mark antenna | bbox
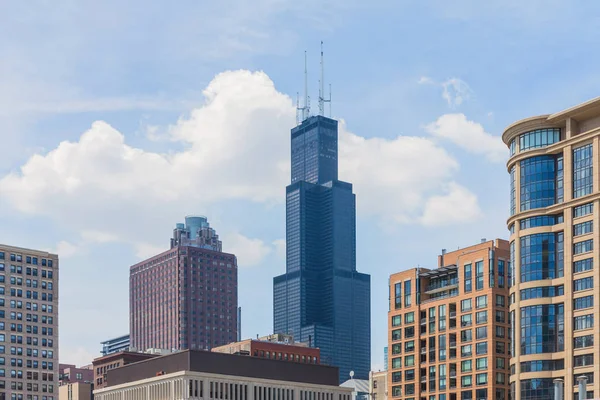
[318,41,331,116]
[296,51,310,124]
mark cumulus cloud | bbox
[51,241,78,259]
[0,70,481,254]
[420,183,482,226]
[441,78,472,107]
[425,113,506,162]
[418,76,434,85]
[223,233,273,267]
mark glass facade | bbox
[510,166,516,216]
[573,144,593,198]
[519,215,561,230]
[519,304,564,355]
[519,233,563,282]
[520,156,561,211]
[520,378,556,400]
[274,115,371,382]
[519,128,561,152]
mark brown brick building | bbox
[92,351,157,389]
[387,239,510,400]
[211,334,320,364]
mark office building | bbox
[100,334,130,356]
[370,371,388,400]
[211,334,320,363]
[58,382,93,400]
[130,216,238,352]
[387,239,511,400]
[59,364,93,384]
[92,351,157,389]
[273,114,371,382]
[93,349,352,400]
[502,97,600,400]
[0,244,59,399]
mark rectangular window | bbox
[476,373,487,385]
[495,295,505,307]
[464,264,472,293]
[475,261,484,290]
[392,357,402,369]
[496,326,505,338]
[496,342,506,354]
[498,260,505,288]
[404,355,414,367]
[574,277,594,291]
[404,341,415,352]
[461,329,472,342]
[461,299,472,312]
[461,360,472,372]
[404,280,412,307]
[392,315,401,327]
[404,326,414,338]
[574,221,593,236]
[573,144,593,198]
[574,239,593,255]
[574,203,594,218]
[574,295,593,310]
[574,314,594,330]
[574,258,593,274]
[461,314,472,327]
[461,344,472,357]
[392,329,401,341]
[405,369,415,381]
[495,310,505,323]
[476,295,487,309]
[394,283,402,309]
[392,344,401,355]
[476,311,487,324]
[404,312,415,324]
[574,334,594,349]
[476,327,487,340]
[476,342,487,355]
[574,354,594,367]
[461,375,472,388]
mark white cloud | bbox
[420,183,482,226]
[441,78,472,107]
[272,239,286,260]
[133,242,168,260]
[418,76,434,84]
[0,69,481,251]
[52,241,78,259]
[223,233,273,267]
[60,345,97,367]
[425,113,506,162]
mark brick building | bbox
[211,334,320,364]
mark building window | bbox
[498,260,505,288]
[519,233,563,282]
[520,304,564,354]
[520,360,564,372]
[495,295,505,307]
[574,295,593,310]
[461,299,472,312]
[574,335,594,349]
[404,312,415,324]
[520,378,554,400]
[573,314,594,331]
[574,354,594,367]
[574,277,593,292]
[574,221,593,237]
[574,239,593,255]
[476,373,487,385]
[392,329,401,341]
[476,357,487,370]
[510,166,516,216]
[392,315,401,327]
[520,215,560,229]
[574,258,593,273]
[476,295,487,309]
[520,155,560,211]
[573,144,593,198]
[574,203,593,218]
[476,342,487,355]
[520,285,564,300]
[475,311,487,324]
[394,283,402,309]
[404,281,412,307]
[461,329,472,342]
[475,261,484,290]
[476,327,487,340]
[464,264,472,293]
[461,375,472,388]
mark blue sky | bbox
[1,0,600,369]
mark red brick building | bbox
[212,334,320,364]
[92,351,158,389]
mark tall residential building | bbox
[0,245,59,399]
[384,347,388,371]
[502,97,600,400]
[273,115,371,382]
[100,334,130,356]
[130,216,238,352]
[387,239,511,400]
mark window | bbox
[439,305,446,331]
[495,311,505,323]
[574,277,593,292]
[392,315,401,327]
[498,260,505,288]
[520,285,564,300]
[520,360,564,372]
[574,258,593,273]
[574,239,593,255]
[404,341,414,352]
[462,360,472,372]
[462,375,472,388]
[520,155,561,211]
[495,326,505,338]
[476,373,487,385]
[462,391,473,400]
[394,283,402,309]
[574,314,593,331]
[574,203,593,218]
[520,304,564,355]
[496,342,506,354]
[461,345,472,357]
[520,232,563,282]
[405,370,415,381]
[521,379,554,400]
[574,221,593,236]
[495,295,505,307]
[404,312,414,324]
[392,329,401,341]
[461,299,472,312]
[520,215,560,229]
[476,342,487,355]
[476,327,487,340]
[519,128,560,152]
[404,327,415,338]
[496,358,506,370]
[391,372,402,383]
[510,166,516,216]
[404,281,412,307]
[476,295,487,309]
[404,355,414,367]
[476,311,487,324]
[392,344,401,355]
[573,144,593,198]
[574,372,594,385]
[392,357,401,369]
[391,386,401,398]
[461,329,472,342]
[475,261,484,290]
[461,314,472,327]
[476,357,487,370]
[574,354,594,367]
[574,295,593,310]
[574,335,594,349]
[464,264,472,293]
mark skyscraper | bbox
[273,115,371,382]
[130,216,237,352]
[503,98,600,400]
[0,244,59,399]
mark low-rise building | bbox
[59,364,94,385]
[212,334,320,364]
[59,382,93,400]
[92,351,157,389]
[93,349,352,400]
[369,371,387,400]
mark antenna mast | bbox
[318,41,331,116]
[296,51,310,124]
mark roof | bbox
[340,379,369,393]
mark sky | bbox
[1,0,600,371]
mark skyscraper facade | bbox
[130,216,237,352]
[387,240,511,400]
[0,244,59,400]
[503,97,600,400]
[273,115,371,382]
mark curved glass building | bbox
[502,97,600,400]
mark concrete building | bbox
[387,239,511,400]
[369,371,387,400]
[211,334,320,364]
[340,378,368,400]
[273,113,371,382]
[0,244,59,399]
[59,382,93,400]
[130,216,238,352]
[100,335,130,356]
[93,349,353,400]
[59,364,93,384]
[502,97,600,400]
[92,351,157,390]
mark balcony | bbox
[449,311,457,318]
[450,371,457,378]
[421,348,427,354]
[449,341,457,348]
[425,278,459,294]
[421,291,458,305]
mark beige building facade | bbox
[0,244,59,399]
[387,240,511,400]
[503,97,600,400]
[369,371,387,400]
[58,382,92,400]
